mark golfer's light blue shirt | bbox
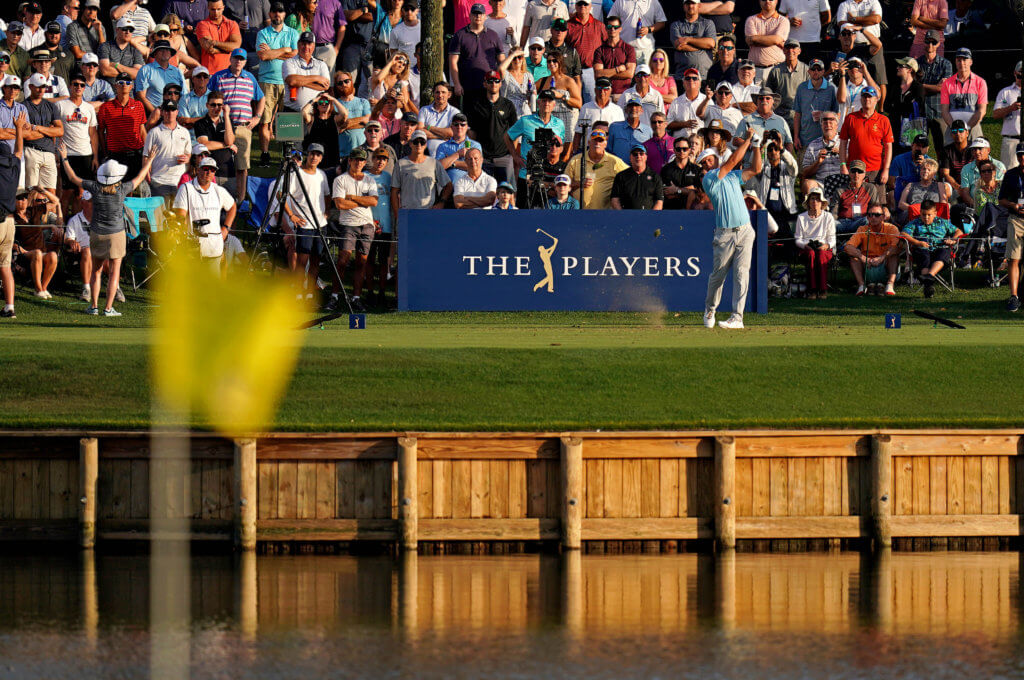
[702,168,749,230]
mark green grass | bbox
[2,271,1023,431]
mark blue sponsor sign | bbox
[885,313,901,329]
[398,210,769,313]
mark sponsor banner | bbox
[398,210,768,312]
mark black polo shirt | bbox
[941,142,972,185]
[997,166,1024,205]
[659,158,702,208]
[611,166,665,209]
[545,41,583,79]
[466,95,518,161]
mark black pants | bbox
[105,150,142,183]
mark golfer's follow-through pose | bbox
[698,128,762,330]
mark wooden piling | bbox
[871,434,893,549]
[234,438,257,551]
[397,436,418,551]
[560,436,583,550]
[714,436,736,550]
[79,437,98,549]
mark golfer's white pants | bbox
[1001,137,1020,170]
[705,224,754,318]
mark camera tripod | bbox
[249,144,354,319]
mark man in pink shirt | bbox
[940,46,986,144]
[745,0,789,81]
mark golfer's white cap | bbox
[695,149,717,163]
[528,36,545,48]
[191,65,210,77]
[81,51,99,65]
[2,74,21,88]
[26,72,48,88]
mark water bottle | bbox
[636,18,642,38]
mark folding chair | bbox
[903,202,955,292]
[123,196,179,290]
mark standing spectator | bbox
[908,0,946,59]
[209,47,264,198]
[4,23,31,80]
[520,0,569,47]
[329,69,370,158]
[641,109,671,170]
[164,0,210,34]
[173,156,237,271]
[730,60,760,113]
[833,55,878,124]
[485,0,513,55]
[940,47,986,144]
[698,0,735,36]
[839,86,891,186]
[566,0,605,104]
[504,88,563,191]
[498,48,534,116]
[593,16,635,96]
[999,143,1024,312]
[793,186,835,298]
[835,0,886,106]
[433,111,482,182]
[610,143,662,208]
[706,33,738,86]
[57,71,98,196]
[918,30,950,152]
[135,41,183,114]
[179,65,211,139]
[389,0,420,59]
[607,0,666,68]
[285,0,315,35]
[669,0,715,80]
[890,56,925,152]
[364,147,393,304]
[659,132,701,207]
[40,22,75,86]
[607,99,650,159]
[666,66,705,137]
[751,139,797,240]
[574,75,623,146]
[19,2,46,52]
[97,72,147,179]
[196,0,242,75]
[993,62,1022,170]
[24,49,69,101]
[536,52,580,154]
[98,18,145,88]
[356,119,396,172]
[764,39,806,127]
[339,0,373,79]
[452,146,497,207]
[312,0,346,72]
[329,148,377,312]
[391,129,452,218]
[939,118,970,188]
[79,53,114,106]
[466,69,518,182]
[144,99,191,197]
[282,31,329,111]
[255,1,298,165]
[55,1,79,51]
[449,4,505,106]
[194,91,236,188]
[546,18,582,84]
[901,198,961,298]
[111,0,156,43]
[648,49,675,110]
[744,0,789,81]
[22,73,62,189]
[566,126,627,208]
[418,81,461,147]
[455,0,492,34]
[698,80,741,132]
[698,128,761,330]
[224,0,272,53]
[844,204,900,296]
[792,58,836,149]
[66,0,105,60]
[778,0,829,59]
[0,109,24,312]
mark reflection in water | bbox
[0,550,1021,678]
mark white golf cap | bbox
[81,190,92,201]
[81,52,99,65]
[695,149,717,163]
[2,74,21,88]
[192,143,209,155]
[554,174,571,185]
[26,73,48,88]
[96,159,128,185]
[969,137,991,149]
[635,63,651,75]
[199,157,218,169]
[191,65,210,77]
[840,22,857,32]
[115,16,134,29]
[528,36,545,48]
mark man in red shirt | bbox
[839,85,892,186]
[196,0,242,75]
[97,71,147,180]
[593,16,636,97]
[566,0,606,104]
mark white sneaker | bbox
[80,285,91,301]
[103,307,121,317]
[718,315,744,330]
[703,311,716,328]
[34,290,50,299]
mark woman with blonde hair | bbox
[160,14,200,71]
[499,48,535,117]
[58,142,160,317]
[648,49,676,111]
[535,51,580,159]
[369,51,419,107]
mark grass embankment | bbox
[1,278,1023,430]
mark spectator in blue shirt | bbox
[607,99,652,160]
[179,66,211,142]
[255,2,297,165]
[365,147,393,307]
[134,40,183,113]
[434,111,483,182]
[504,89,566,187]
[548,173,579,209]
[901,198,963,298]
[889,133,930,205]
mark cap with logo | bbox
[783,38,799,48]
[497,181,516,192]
[307,142,325,154]
[848,159,867,172]
[401,112,419,124]
[630,143,647,153]
[537,89,556,100]
[192,65,210,77]
[554,174,571,185]
[738,60,755,70]
[25,2,42,13]
[484,70,501,81]
[682,67,699,78]
[199,157,218,169]
[192,143,209,155]
[26,73,48,88]
[809,58,824,69]
[160,100,178,111]
[924,29,941,42]
[270,0,286,10]
[528,36,545,48]
[590,128,607,139]
[1016,142,1024,156]
[969,137,990,149]
[635,63,651,76]
[115,72,133,83]
[299,31,315,43]
[115,16,134,29]
[895,56,918,72]
[410,129,428,141]
[913,133,929,146]
[716,81,732,92]
[364,119,382,129]
[82,52,99,65]
[470,2,486,12]
[1,75,21,88]
[595,77,612,88]
[45,21,62,33]
[860,86,878,97]
[231,47,247,59]
[551,18,567,30]
[6,21,23,33]
[348,147,367,160]
[839,22,856,33]
[951,119,968,132]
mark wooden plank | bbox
[581,517,711,540]
[621,460,641,518]
[315,461,335,519]
[929,457,947,515]
[430,460,450,519]
[469,459,487,518]
[641,459,659,518]
[355,460,377,519]
[964,456,982,514]
[752,458,770,517]
[805,458,824,517]
[66,459,79,520]
[787,458,805,518]
[913,456,929,516]
[508,460,526,519]
[258,462,277,520]
[888,514,1024,537]
[735,516,863,539]
[418,518,560,540]
[736,436,864,458]
[417,438,558,460]
[586,460,604,518]
[257,518,397,540]
[582,437,711,459]
[823,457,838,516]
[769,458,788,517]
[129,459,148,519]
[999,456,1011,515]
[189,459,203,519]
[255,438,396,460]
[48,460,67,520]
[296,462,317,520]
[416,460,431,519]
[277,461,297,519]
[890,434,1019,457]
[894,457,913,516]
[658,459,678,518]
[373,460,392,520]
[677,458,688,517]
[489,460,508,519]
[982,456,998,514]
[546,459,560,518]
[201,459,218,520]
[526,460,546,518]
[948,456,964,515]
[603,459,623,518]
[108,460,128,520]
[219,458,233,520]
[734,458,752,517]
[452,461,472,519]
[0,460,13,519]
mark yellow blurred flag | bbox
[151,243,311,437]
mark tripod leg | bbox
[247,157,291,275]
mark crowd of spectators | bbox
[0,0,1023,319]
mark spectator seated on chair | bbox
[844,202,902,296]
[896,156,952,224]
[793,186,836,299]
[12,187,62,300]
[834,159,882,233]
[901,198,962,298]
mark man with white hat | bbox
[0,75,28,157]
[993,61,1022,169]
[616,63,663,126]
[958,137,1004,204]
[22,72,62,189]
[98,17,144,88]
[698,126,762,330]
[79,53,114,107]
[110,0,156,43]
[179,65,211,142]
[144,99,192,197]
[24,48,69,100]
[173,156,238,269]
[135,39,184,114]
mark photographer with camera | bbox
[794,186,836,299]
[172,155,238,274]
[504,88,565,205]
[888,133,931,209]
[799,110,841,194]
[58,140,160,316]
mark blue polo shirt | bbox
[434,136,482,183]
[135,62,184,108]
[83,79,114,104]
[255,24,299,85]
[337,96,371,157]
[179,89,210,142]
[902,216,958,248]
[793,79,838,146]
[505,114,566,180]
[702,168,749,230]
[367,170,392,233]
[607,120,652,162]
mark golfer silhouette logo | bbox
[533,229,558,293]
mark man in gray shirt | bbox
[391,129,452,222]
[669,0,716,79]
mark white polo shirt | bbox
[66,210,90,249]
[452,170,497,205]
[666,92,707,138]
[282,55,330,111]
[995,83,1022,138]
[332,170,378,226]
[576,100,625,133]
[173,179,234,258]
[144,122,192,186]
[836,0,883,43]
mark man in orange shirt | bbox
[843,202,901,295]
[196,0,242,75]
[838,85,892,186]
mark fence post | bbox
[560,435,583,550]
[79,437,98,549]
[714,436,736,550]
[234,438,257,550]
[871,434,893,549]
[397,436,418,551]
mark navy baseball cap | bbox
[956,47,972,59]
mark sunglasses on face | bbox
[116,80,132,85]
[675,145,689,151]
[719,45,734,51]
[485,78,501,84]
[631,150,647,155]
[207,102,223,107]
[199,166,216,172]
[841,30,853,36]
[684,76,699,81]
[337,79,351,85]
[83,62,97,67]
[71,81,85,87]
[809,65,823,71]
[452,121,467,126]
[0,58,9,64]
[981,168,995,173]
[529,46,544,51]
[606,24,620,29]
[411,139,427,145]
[194,73,209,78]
[867,211,883,217]
[652,119,666,124]
[849,168,865,174]
[119,26,133,31]
[652,57,664,62]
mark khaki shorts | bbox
[1008,213,1024,261]
[0,215,13,268]
[234,125,252,171]
[91,230,127,260]
[23,147,57,189]
[259,82,283,126]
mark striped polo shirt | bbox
[208,68,264,126]
[939,72,988,118]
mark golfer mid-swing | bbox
[534,229,558,293]
[697,127,762,330]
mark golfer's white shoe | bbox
[718,315,744,330]
[703,311,715,328]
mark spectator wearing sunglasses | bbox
[57,72,98,192]
[3,23,31,81]
[659,134,701,208]
[706,33,738,87]
[97,72,147,181]
[78,53,114,107]
[593,17,635,96]
[209,47,265,198]
[844,202,901,296]
[111,0,157,42]
[179,65,211,141]
[391,129,452,219]
[97,17,145,88]
[434,112,483,183]
[465,70,518,182]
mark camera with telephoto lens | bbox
[808,240,823,250]
[192,218,211,235]
[526,127,556,179]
